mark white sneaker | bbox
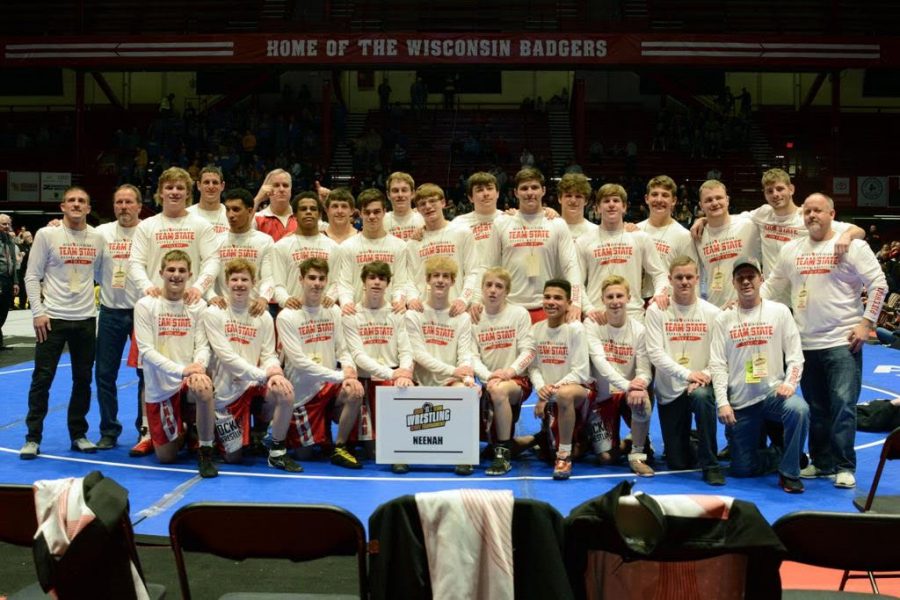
[20,441,40,460]
[70,437,97,453]
[834,471,856,489]
[799,464,835,480]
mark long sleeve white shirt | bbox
[761,236,887,350]
[746,205,852,275]
[26,225,104,320]
[187,203,229,234]
[709,300,804,410]
[213,229,276,302]
[95,221,141,309]
[528,320,591,390]
[203,304,281,408]
[404,223,481,306]
[568,219,598,241]
[134,295,210,404]
[343,304,414,380]
[585,318,652,399]
[384,210,425,241]
[270,233,340,306]
[277,304,353,406]
[335,233,408,306]
[697,216,760,308]
[452,210,504,247]
[452,210,505,305]
[485,213,583,309]
[470,304,536,381]
[636,219,698,298]
[129,213,221,295]
[644,299,721,404]
[577,227,669,319]
[405,305,474,387]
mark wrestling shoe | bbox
[198,446,219,478]
[331,445,362,469]
[485,446,512,476]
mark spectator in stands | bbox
[589,140,603,163]
[625,140,638,175]
[563,159,583,175]
[443,75,457,109]
[158,93,175,117]
[410,77,428,113]
[675,202,692,227]
[490,165,508,192]
[867,225,882,253]
[241,130,257,162]
[737,87,752,117]
[134,146,149,182]
[876,312,900,347]
[463,133,481,159]
[519,147,535,168]
[378,78,392,112]
[16,230,32,310]
[0,214,18,341]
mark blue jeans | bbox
[800,345,861,474]
[95,305,134,439]
[26,318,96,443]
[726,391,809,480]
[657,385,719,470]
[876,327,898,346]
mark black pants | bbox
[26,318,96,443]
[0,275,13,347]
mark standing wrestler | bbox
[21,187,105,459]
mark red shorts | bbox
[286,382,341,448]
[544,383,597,452]
[349,378,392,442]
[147,389,186,447]
[585,392,632,453]
[127,329,139,368]
[528,307,547,324]
[480,376,532,442]
[215,386,264,450]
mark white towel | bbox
[416,488,515,600]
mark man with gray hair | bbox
[762,192,887,489]
[0,213,19,351]
[94,185,143,450]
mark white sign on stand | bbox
[375,386,479,465]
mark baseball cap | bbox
[732,256,762,276]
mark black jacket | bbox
[565,481,785,600]
[33,471,150,599]
[369,494,574,600]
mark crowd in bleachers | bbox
[108,88,331,208]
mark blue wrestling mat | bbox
[1,342,898,537]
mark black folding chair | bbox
[0,484,45,599]
[854,426,900,513]
[774,510,900,597]
[169,502,368,599]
